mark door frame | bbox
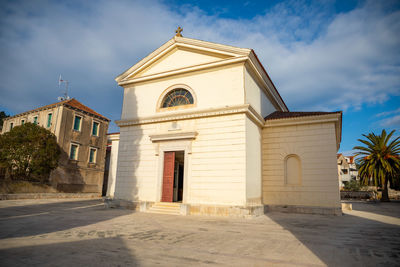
[156,141,191,203]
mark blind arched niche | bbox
[284,154,302,185]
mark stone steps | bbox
[147,202,181,215]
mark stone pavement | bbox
[0,199,399,266]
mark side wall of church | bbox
[244,67,276,118]
[262,121,341,208]
[245,117,262,205]
[114,113,247,206]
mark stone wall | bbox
[262,120,341,208]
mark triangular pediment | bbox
[116,36,251,84]
[134,47,231,78]
[115,36,289,112]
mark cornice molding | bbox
[174,37,251,56]
[118,56,247,86]
[115,38,176,83]
[264,113,340,127]
[107,133,120,141]
[115,104,264,127]
[149,131,198,142]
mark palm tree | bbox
[353,129,400,202]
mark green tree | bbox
[0,123,61,183]
[0,111,9,130]
[353,129,400,202]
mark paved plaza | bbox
[0,198,399,266]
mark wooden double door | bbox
[161,151,184,202]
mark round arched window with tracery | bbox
[161,88,194,108]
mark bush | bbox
[0,123,61,183]
[343,179,361,191]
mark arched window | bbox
[161,88,194,108]
[285,154,302,185]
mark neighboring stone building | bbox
[112,32,343,216]
[1,98,110,193]
[337,154,358,187]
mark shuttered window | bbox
[92,121,99,136]
[89,148,97,163]
[47,113,52,128]
[70,144,79,160]
[73,116,82,131]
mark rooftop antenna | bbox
[57,75,70,101]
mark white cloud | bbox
[0,0,399,131]
[376,107,400,117]
[379,115,400,127]
[375,107,400,127]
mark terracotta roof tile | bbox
[265,111,342,121]
[7,98,109,121]
[64,99,109,121]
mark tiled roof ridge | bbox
[6,98,71,119]
[265,111,342,121]
[64,99,109,121]
[6,98,109,121]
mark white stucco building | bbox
[337,154,358,187]
[110,32,342,216]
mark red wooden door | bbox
[161,151,175,202]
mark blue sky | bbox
[0,0,399,154]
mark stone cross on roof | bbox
[175,26,183,37]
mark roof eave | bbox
[249,50,289,111]
[63,103,110,122]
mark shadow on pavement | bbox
[0,199,133,239]
[349,200,400,218]
[0,237,138,266]
[266,202,400,266]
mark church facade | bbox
[112,33,342,216]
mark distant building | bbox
[1,98,110,193]
[337,154,358,187]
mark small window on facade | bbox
[70,144,79,160]
[89,148,97,163]
[92,121,99,136]
[73,116,82,131]
[21,120,25,125]
[33,116,38,125]
[47,113,52,128]
[10,123,13,130]
[161,88,194,108]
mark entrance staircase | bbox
[147,202,181,215]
